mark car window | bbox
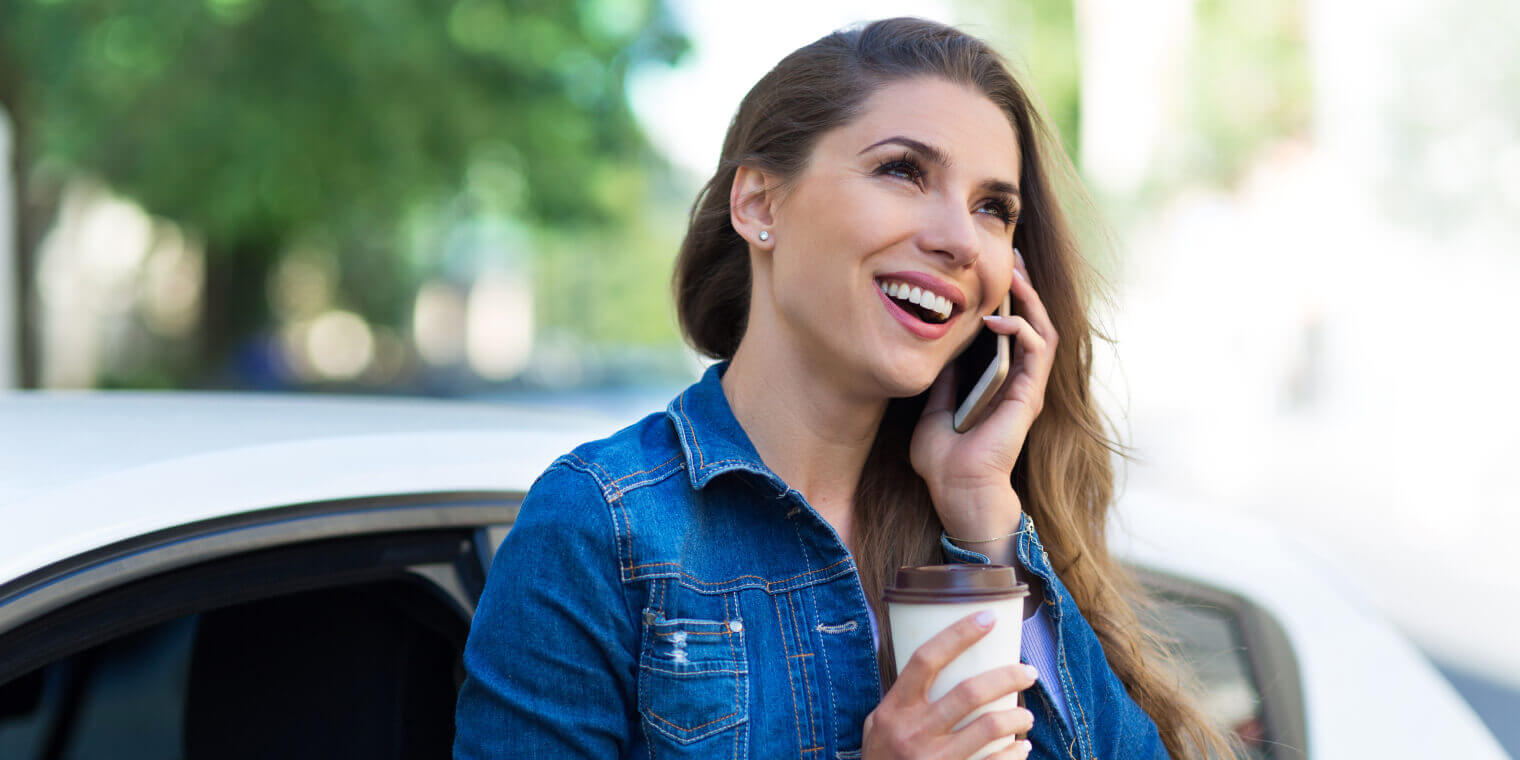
[0,579,465,760]
[0,616,195,759]
[1147,592,1270,758]
[1132,559,1310,760]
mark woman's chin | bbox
[874,364,942,399]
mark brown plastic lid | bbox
[883,564,1029,604]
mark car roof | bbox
[0,391,637,583]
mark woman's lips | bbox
[877,287,957,339]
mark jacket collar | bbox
[666,361,788,493]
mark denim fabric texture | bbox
[453,362,1169,759]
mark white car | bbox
[0,392,1507,759]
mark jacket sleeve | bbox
[453,461,639,759]
[1053,570,1170,760]
[940,516,1171,760]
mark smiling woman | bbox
[726,77,1020,385]
[454,17,1238,760]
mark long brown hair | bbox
[673,17,1238,760]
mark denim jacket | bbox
[454,363,1168,760]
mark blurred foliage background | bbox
[0,0,1317,395]
[1,0,689,392]
[0,0,1327,397]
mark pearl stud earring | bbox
[758,230,770,242]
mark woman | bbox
[454,17,1236,760]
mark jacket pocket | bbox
[637,610,750,746]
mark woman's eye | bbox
[875,155,924,185]
[978,199,1018,226]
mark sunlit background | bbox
[2,0,1517,749]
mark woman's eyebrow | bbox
[984,179,1021,202]
[860,135,1021,201]
[859,135,950,166]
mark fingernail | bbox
[1013,268,1027,282]
[1023,664,1039,680]
[1014,247,1025,266]
[1017,739,1033,755]
[975,610,997,628]
[982,314,1003,322]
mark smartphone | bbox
[951,294,1013,433]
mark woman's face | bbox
[763,76,1022,398]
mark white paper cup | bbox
[885,565,1029,760]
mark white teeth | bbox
[876,279,955,321]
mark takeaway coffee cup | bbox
[884,565,1029,760]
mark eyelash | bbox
[873,153,1019,226]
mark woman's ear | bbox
[730,165,777,249]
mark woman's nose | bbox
[918,199,980,267]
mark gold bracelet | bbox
[945,524,1027,544]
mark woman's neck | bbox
[721,332,887,545]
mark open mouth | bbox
[876,278,955,325]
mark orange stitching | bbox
[624,561,689,571]
[645,708,739,732]
[774,594,805,755]
[767,558,851,585]
[787,588,818,747]
[787,652,813,659]
[611,454,682,485]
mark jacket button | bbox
[729,620,744,632]
[643,611,657,625]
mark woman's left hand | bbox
[909,248,1058,539]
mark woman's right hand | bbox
[862,610,1037,760]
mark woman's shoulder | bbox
[514,406,705,570]
[537,408,689,498]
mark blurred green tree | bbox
[952,0,1083,166]
[0,0,686,387]
[952,0,1117,271]
[1181,0,1310,187]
